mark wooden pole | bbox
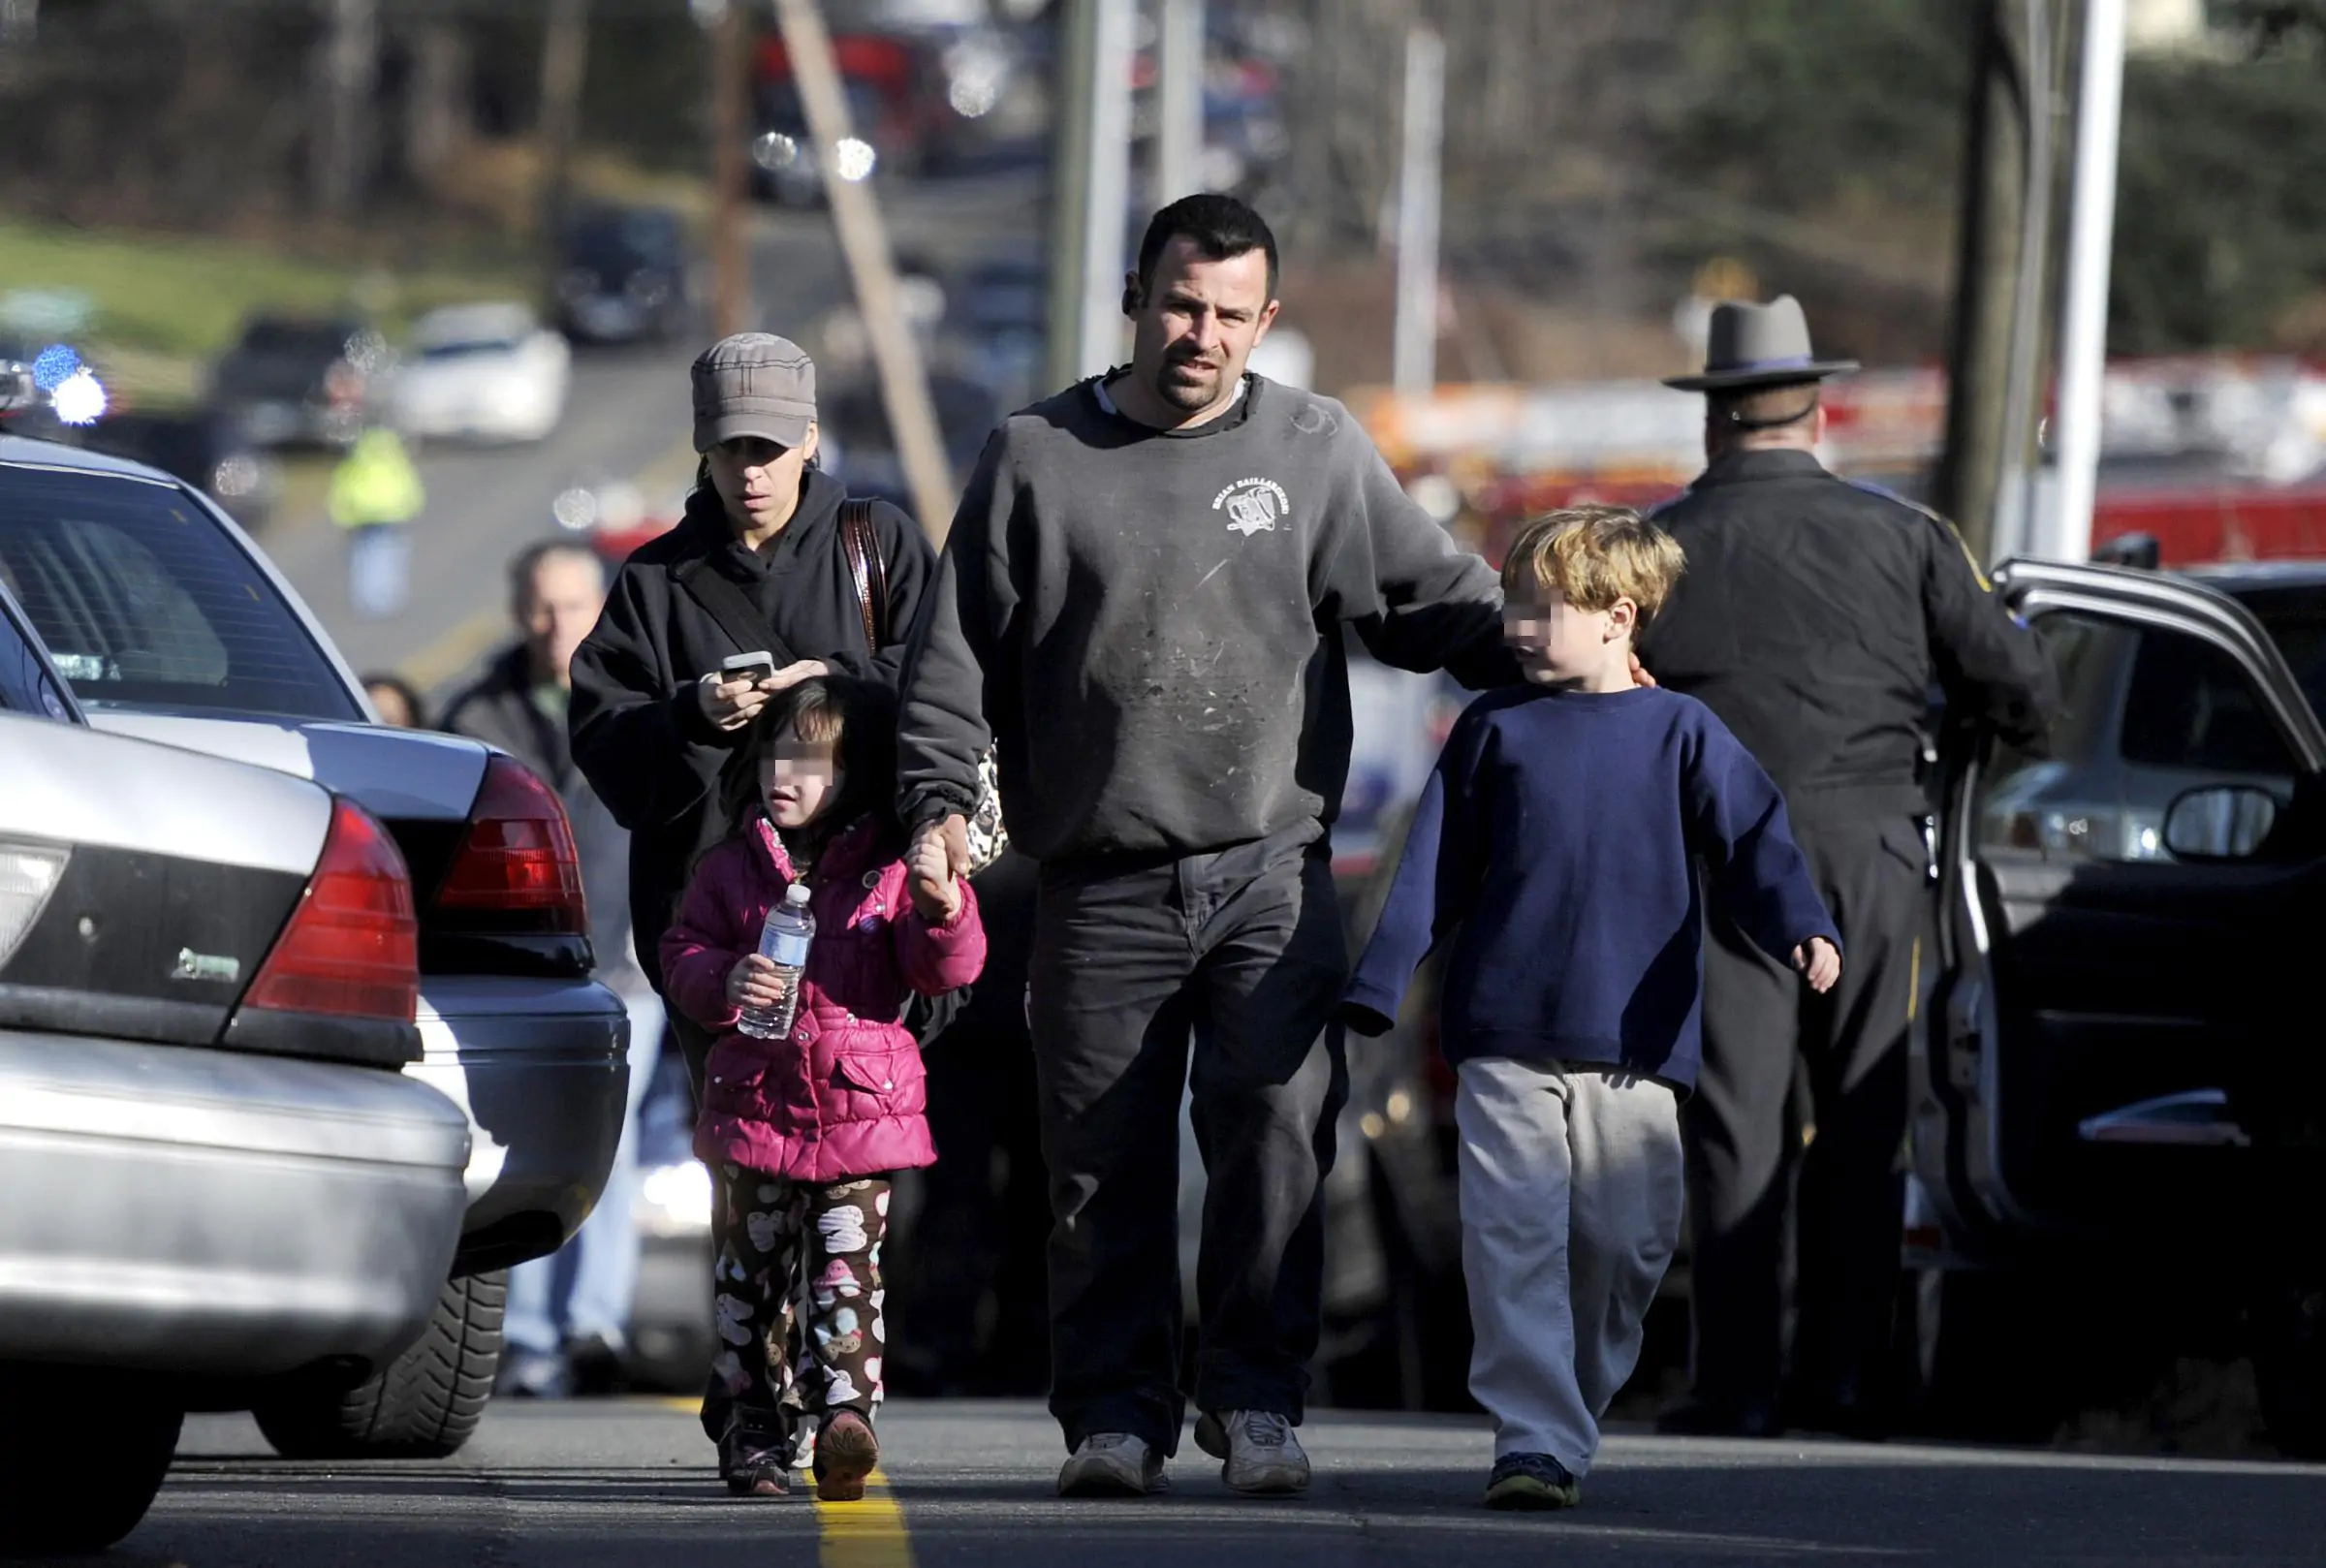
[708,0,750,339]
[1933,0,2048,562]
[537,0,590,256]
[770,0,956,543]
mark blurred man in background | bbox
[443,539,664,1397]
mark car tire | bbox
[2253,1282,2326,1460]
[254,1270,507,1460]
[0,1364,182,1554]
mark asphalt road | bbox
[261,169,1044,705]
[73,1398,2326,1567]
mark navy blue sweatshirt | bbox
[1342,685,1839,1090]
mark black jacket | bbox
[1638,448,2059,813]
[441,643,642,993]
[568,468,932,990]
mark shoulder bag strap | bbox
[672,555,798,668]
[838,498,889,655]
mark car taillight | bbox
[245,799,420,1022]
[433,755,587,933]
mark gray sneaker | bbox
[1056,1432,1167,1497]
[1193,1408,1310,1495]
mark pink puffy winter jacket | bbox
[660,814,986,1183]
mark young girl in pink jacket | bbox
[661,677,987,1502]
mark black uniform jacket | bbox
[568,469,932,991]
[1638,448,2059,816]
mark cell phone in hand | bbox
[720,651,776,686]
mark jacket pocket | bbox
[829,1043,927,1117]
[1873,817,1932,884]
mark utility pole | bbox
[1044,0,1136,390]
[537,0,590,255]
[1154,0,1205,208]
[772,0,957,541]
[312,0,379,217]
[706,0,750,338]
[2041,0,2124,564]
[1044,0,1096,395]
[1933,0,2050,562]
[1392,25,1444,394]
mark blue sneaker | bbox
[1484,1452,1579,1510]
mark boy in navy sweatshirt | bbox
[1343,505,1840,1510]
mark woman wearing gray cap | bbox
[570,332,934,1081]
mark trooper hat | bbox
[691,332,817,453]
[1662,295,1859,393]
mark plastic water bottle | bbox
[738,884,815,1040]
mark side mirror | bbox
[2162,784,2280,862]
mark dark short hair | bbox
[1709,383,1821,431]
[361,673,428,730]
[508,538,605,609]
[713,676,901,865]
[1135,193,1279,301]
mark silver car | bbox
[0,594,472,1552]
[0,431,632,1458]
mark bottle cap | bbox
[784,883,811,905]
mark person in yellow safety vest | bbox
[330,427,425,619]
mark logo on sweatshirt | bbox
[1213,477,1291,537]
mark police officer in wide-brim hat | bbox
[1639,297,2058,1439]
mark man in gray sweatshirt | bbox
[897,195,1516,1498]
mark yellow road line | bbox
[818,1465,914,1568]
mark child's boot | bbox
[813,1410,879,1502]
[720,1409,792,1498]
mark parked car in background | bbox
[820,370,1000,515]
[210,314,390,450]
[1909,558,2326,1457]
[0,431,631,1460]
[67,406,282,530]
[941,246,1046,414]
[750,74,894,204]
[393,302,572,446]
[0,584,472,1554]
[554,205,696,347]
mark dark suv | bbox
[1910,558,2326,1455]
[209,315,389,450]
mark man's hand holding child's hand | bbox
[726,953,782,1011]
[1792,937,1841,994]
[908,831,962,923]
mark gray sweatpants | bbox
[1458,1057,1683,1475]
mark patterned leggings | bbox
[708,1167,891,1449]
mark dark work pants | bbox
[1029,827,1350,1456]
[1684,806,1930,1416]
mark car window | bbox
[422,337,522,360]
[238,322,349,358]
[2228,585,2326,723]
[0,465,361,721]
[1978,610,2297,863]
[0,591,73,720]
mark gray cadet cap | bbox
[691,332,817,453]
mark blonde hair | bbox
[1501,504,1686,628]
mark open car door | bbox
[1913,560,2326,1270]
